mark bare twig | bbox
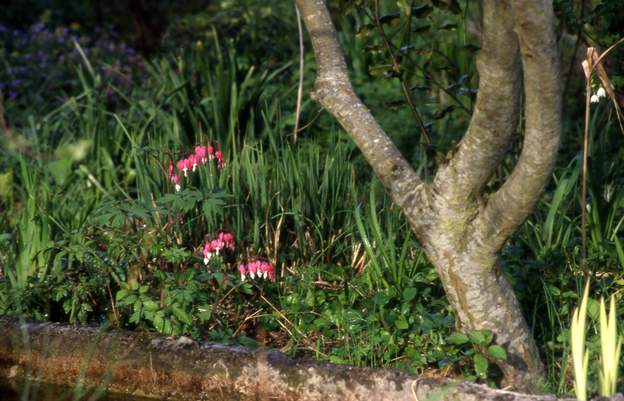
[293,3,305,142]
[371,0,431,144]
[581,48,593,271]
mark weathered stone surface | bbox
[0,316,618,401]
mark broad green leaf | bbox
[402,287,417,302]
[468,330,493,345]
[487,345,507,360]
[123,294,138,306]
[115,289,129,302]
[143,300,159,312]
[305,288,315,307]
[446,332,469,345]
[172,304,192,325]
[153,313,165,332]
[47,159,73,186]
[395,314,409,330]
[473,354,489,378]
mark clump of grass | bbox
[598,294,621,397]
[570,281,590,401]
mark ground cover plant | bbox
[1,0,624,398]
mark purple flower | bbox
[0,23,7,33]
[12,66,28,74]
[30,23,45,34]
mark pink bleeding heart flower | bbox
[171,174,181,192]
[190,154,200,172]
[238,260,275,282]
[218,231,235,250]
[176,159,185,176]
[258,261,275,281]
[195,145,208,164]
[177,158,192,177]
[203,242,212,265]
[207,145,215,160]
[247,261,258,279]
[212,238,225,255]
[215,151,225,169]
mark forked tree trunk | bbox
[420,230,543,389]
[296,0,561,392]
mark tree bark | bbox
[295,0,561,392]
[0,317,615,401]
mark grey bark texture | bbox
[295,0,561,392]
[0,317,616,401]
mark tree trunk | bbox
[422,241,543,389]
[295,0,561,392]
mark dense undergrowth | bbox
[1,0,624,396]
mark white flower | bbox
[175,184,181,192]
[597,87,606,98]
[591,94,600,103]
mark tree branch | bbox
[295,0,428,222]
[477,0,561,251]
[434,0,521,201]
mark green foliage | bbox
[1,0,624,396]
[445,329,507,383]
